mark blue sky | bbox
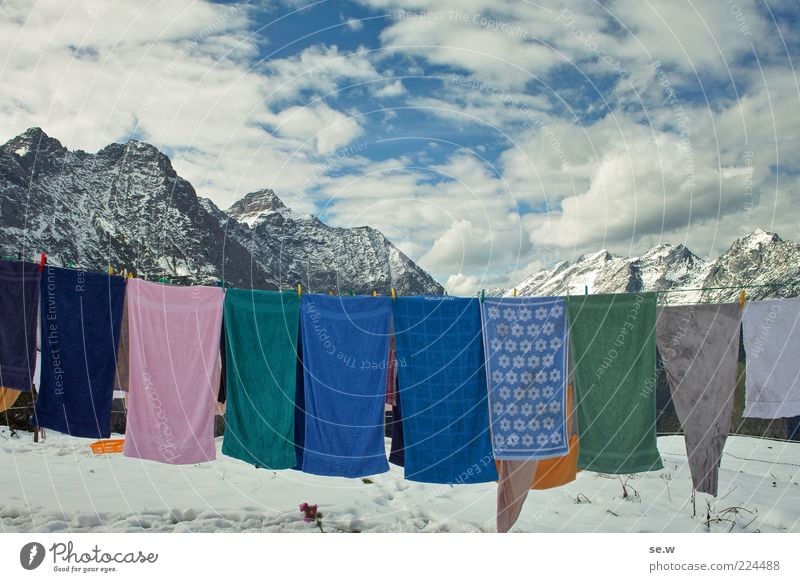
[1,0,798,292]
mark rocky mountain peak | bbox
[2,127,66,157]
[227,189,288,222]
[730,228,782,251]
[578,249,613,263]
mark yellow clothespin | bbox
[739,289,746,310]
[391,288,397,301]
[372,290,377,297]
[513,288,517,297]
[108,266,115,276]
[297,284,302,297]
[128,272,135,279]
[328,290,333,295]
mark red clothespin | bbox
[38,252,47,272]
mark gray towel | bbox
[656,303,741,496]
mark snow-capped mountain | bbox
[497,230,800,303]
[0,128,443,294]
[206,188,443,295]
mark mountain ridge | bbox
[491,229,800,304]
[0,127,443,294]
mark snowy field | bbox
[1,428,798,533]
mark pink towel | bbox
[123,279,224,464]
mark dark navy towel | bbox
[34,267,125,438]
[389,401,405,467]
[393,297,497,484]
[0,260,41,392]
[299,294,392,477]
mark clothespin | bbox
[108,266,115,276]
[372,290,377,297]
[480,289,485,303]
[297,284,302,297]
[328,291,333,295]
[584,285,588,295]
[349,289,354,296]
[128,272,135,279]
[391,288,397,301]
[38,252,46,273]
[739,289,746,310]
[513,288,517,297]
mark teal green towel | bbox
[222,289,300,469]
[566,293,662,474]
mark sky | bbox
[1,0,798,293]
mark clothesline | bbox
[4,253,800,303]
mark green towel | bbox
[566,293,662,474]
[222,289,300,469]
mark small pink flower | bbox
[299,502,309,512]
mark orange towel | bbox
[0,387,21,413]
[531,434,579,489]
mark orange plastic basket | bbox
[90,439,125,454]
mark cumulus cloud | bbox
[372,80,406,97]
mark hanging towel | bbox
[0,260,41,392]
[482,297,569,460]
[496,460,537,533]
[217,323,227,405]
[496,385,580,532]
[386,331,398,406]
[0,388,21,413]
[35,266,125,438]
[656,303,741,496]
[221,289,300,470]
[293,327,306,469]
[393,297,497,484]
[123,279,223,464]
[299,294,392,477]
[566,293,662,474]
[113,291,130,396]
[389,400,405,467]
[742,297,800,418]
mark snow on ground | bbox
[1,428,798,533]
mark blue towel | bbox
[393,297,497,484]
[35,266,125,438]
[0,260,41,392]
[299,294,391,477]
[481,297,569,460]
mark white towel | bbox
[742,297,800,418]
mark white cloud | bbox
[259,44,381,104]
[345,17,364,31]
[445,272,483,295]
[372,80,406,97]
[268,103,363,155]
